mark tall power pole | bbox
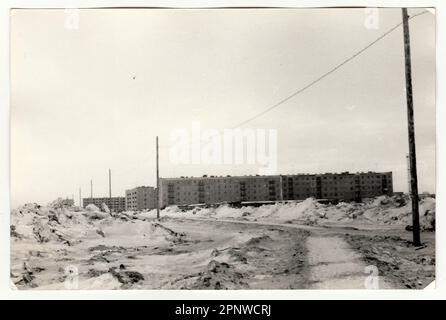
[108,169,112,213]
[402,8,421,246]
[406,154,411,194]
[109,169,112,199]
[156,136,160,219]
[79,187,82,208]
[90,179,93,198]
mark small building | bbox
[125,186,157,211]
[82,197,126,213]
[64,198,75,206]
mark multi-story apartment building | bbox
[82,197,126,212]
[281,172,393,202]
[238,175,282,202]
[159,175,281,207]
[125,186,157,211]
[159,176,237,206]
[159,172,393,207]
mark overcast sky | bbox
[10,8,436,207]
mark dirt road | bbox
[168,218,434,289]
[12,216,434,289]
[177,218,399,289]
[160,218,311,289]
[306,236,392,289]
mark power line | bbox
[101,10,430,180]
[231,10,429,129]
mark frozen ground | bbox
[10,196,435,289]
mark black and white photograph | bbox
[8,5,436,291]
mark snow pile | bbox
[153,195,435,230]
[10,202,186,247]
[420,197,436,230]
[97,219,185,246]
[84,204,110,219]
[48,198,74,209]
[11,201,189,289]
[165,198,335,224]
[190,205,246,219]
[135,208,158,219]
[101,203,111,214]
[357,196,435,230]
[10,203,102,245]
[86,204,100,212]
[154,199,328,223]
[35,272,124,290]
[254,198,327,223]
[190,260,248,289]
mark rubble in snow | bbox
[109,265,145,288]
[344,233,435,289]
[101,203,111,214]
[10,195,435,290]
[10,202,188,289]
[187,260,248,290]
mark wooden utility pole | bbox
[406,154,411,194]
[90,179,93,198]
[109,169,112,199]
[402,8,421,246]
[108,169,112,213]
[79,187,82,208]
[156,136,160,219]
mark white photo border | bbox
[0,0,443,300]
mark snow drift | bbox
[143,195,435,230]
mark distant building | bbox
[159,175,277,206]
[62,198,75,207]
[159,172,393,207]
[125,186,157,211]
[51,198,74,208]
[282,171,393,202]
[82,197,126,212]
[419,192,435,199]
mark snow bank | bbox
[11,201,189,289]
[152,195,435,230]
[98,219,185,246]
[11,203,101,245]
[10,201,186,247]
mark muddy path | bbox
[11,216,434,289]
[159,218,311,289]
[167,218,434,289]
[306,236,393,289]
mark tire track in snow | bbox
[171,217,395,289]
[306,236,393,289]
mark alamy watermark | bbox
[364,265,380,289]
[64,9,80,30]
[364,8,380,30]
[64,265,79,289]
[169,122,278,175]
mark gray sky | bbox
[10,8,436,207]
